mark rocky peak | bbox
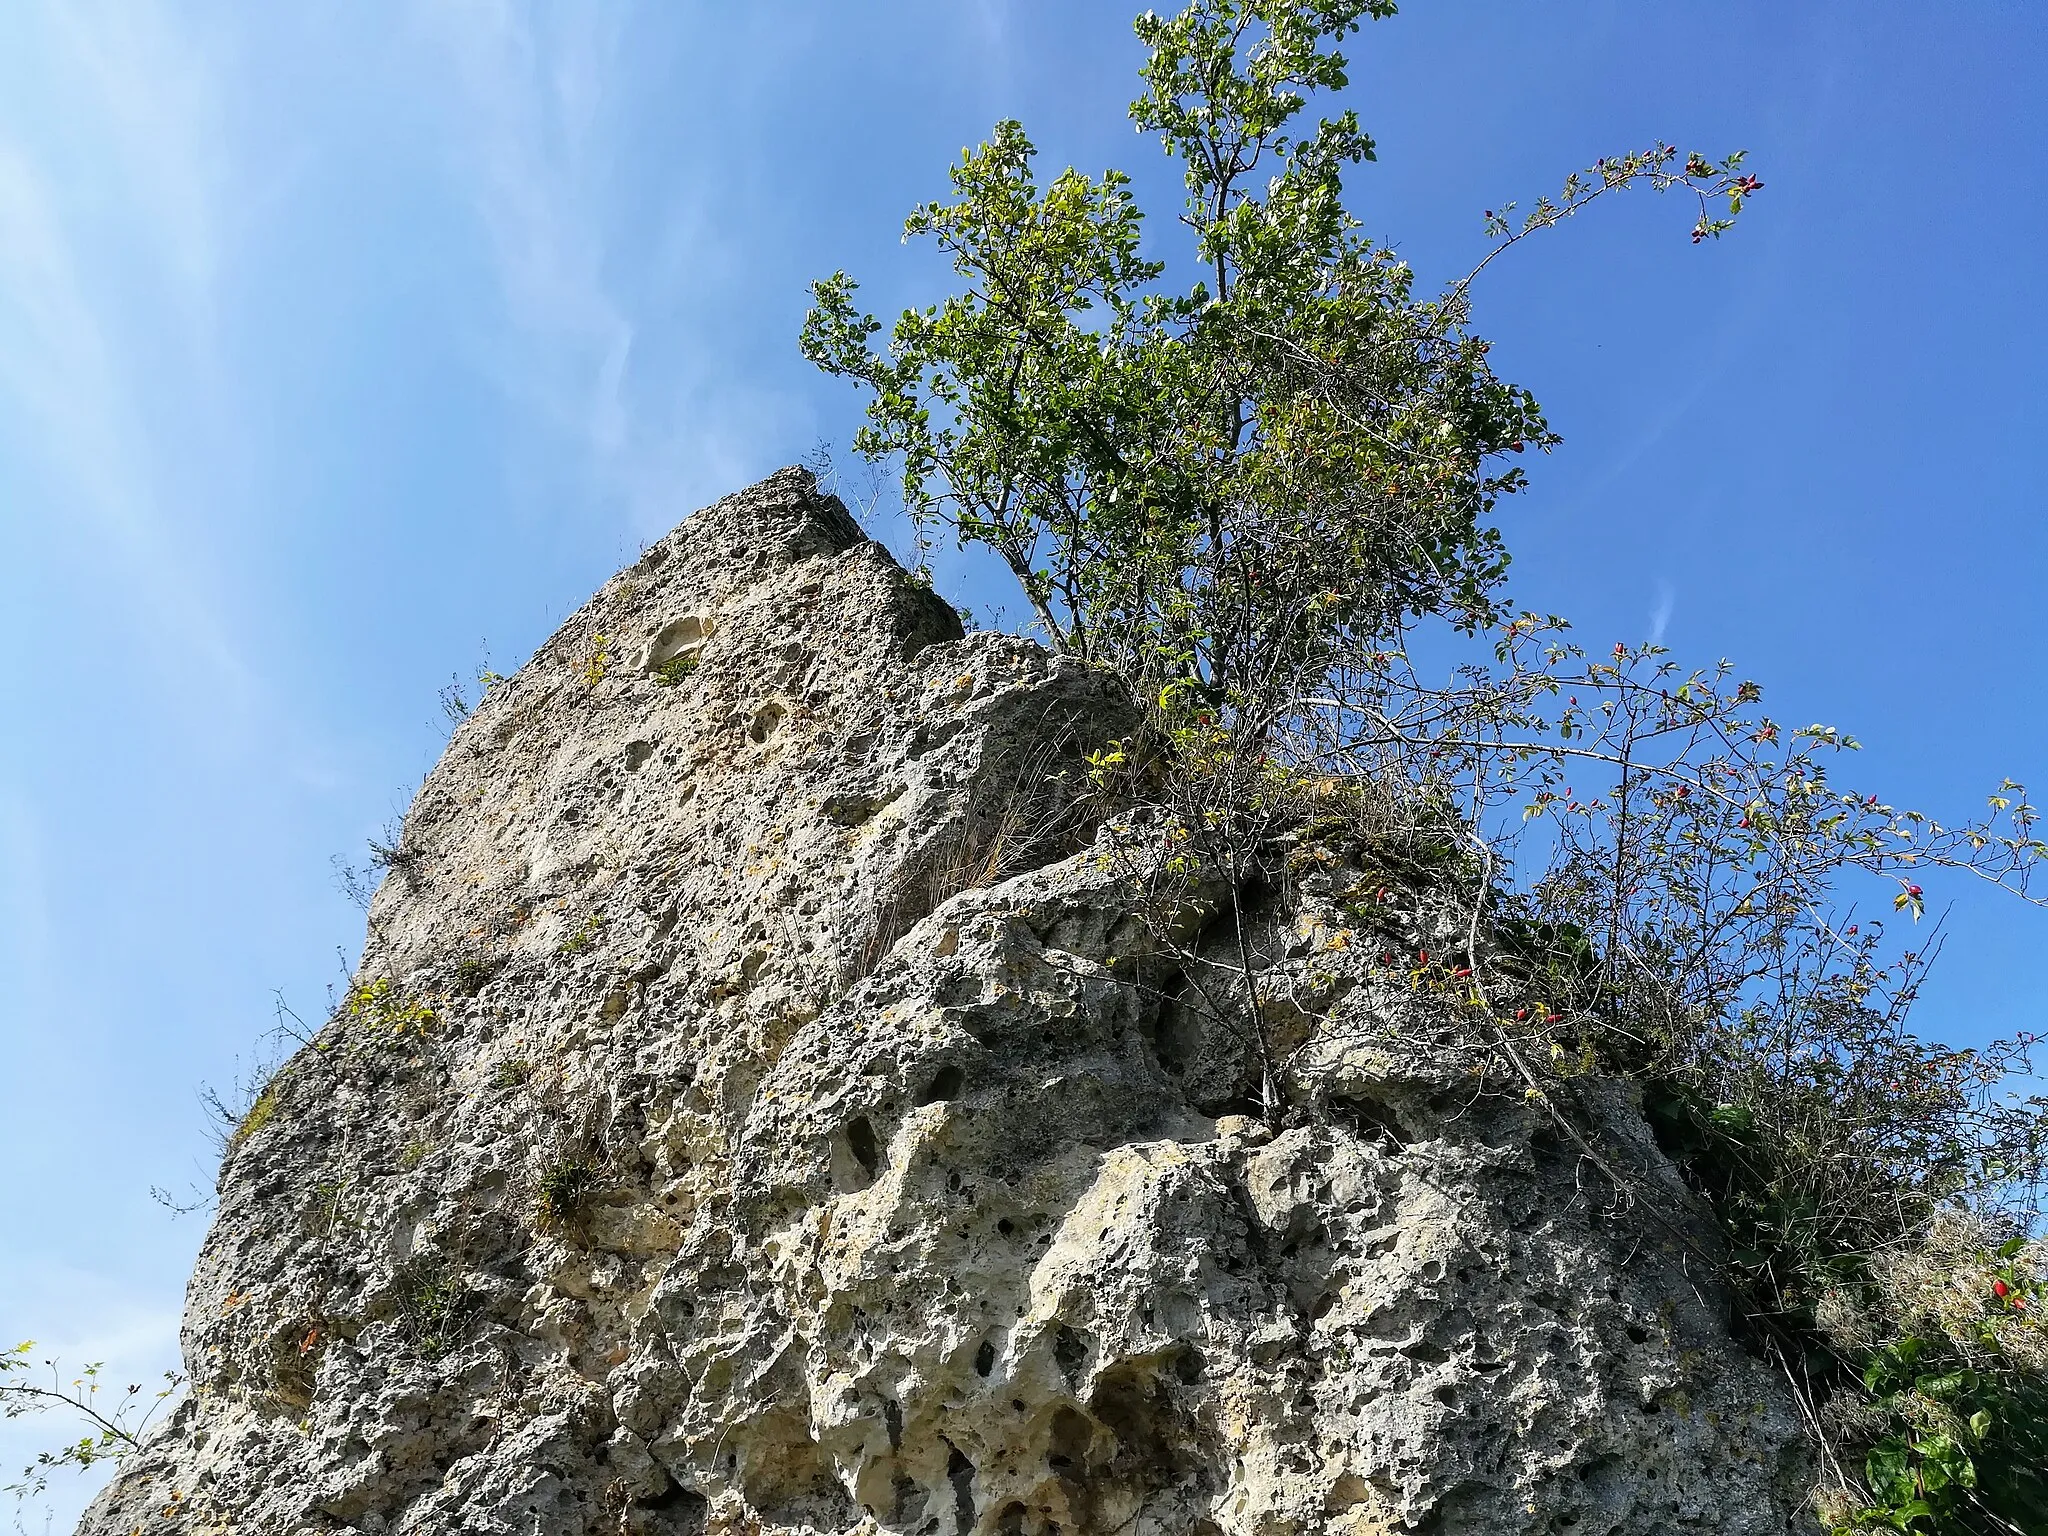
[80,470,1815,1536]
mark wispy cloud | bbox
[0,2,249,699]
[415,0,811,534]
[1649,579,1675,644]
[416,0,635,462]
[48,4,227,322]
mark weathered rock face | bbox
[82,470,1817,1536]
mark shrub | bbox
[1,1345,182,1505]
[809,3,2048,1527]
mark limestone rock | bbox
[79,469,1816,1535]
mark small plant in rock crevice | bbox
[391,1254,468,1362]
[453,953,498,994]
[494,1057,534,1091]
[652,653,700,688]
[346,977,435,1037]
[557,912,606,956]
[534,1157,604,1239]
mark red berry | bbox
[1417,950,1428,964]
[1994,1279,2010,1298]
[1908,884,1923,898]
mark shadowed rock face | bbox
[80,469,1816,1536]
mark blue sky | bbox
[2,1,2043,1522]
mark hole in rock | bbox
[975,1340,997,1377]
[1330,1092,1412,1148]
[830,1116,882,1192]
[747,700,789,745]
[645,614,712,671]
[946,1442,976,1533]
[1052,1324,1088,1382]
[636,1482,709,1536]
[920,1064,966,1105]
[1047,1407,1092,1476]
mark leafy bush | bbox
[808,3,2048,1527]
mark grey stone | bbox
[79,469,1815,1535]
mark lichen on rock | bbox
[79,469,1816,1535]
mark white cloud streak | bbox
[415,0,812,536]
[0,2,249,698]
[418,0,636,463]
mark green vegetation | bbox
[392,1255,467,1361]
[652,652,699,687]
[310,1177,361,1235]
[2,1344,181,1505]
[534,1157,602,1236]
[556,912,605,955]
[807,3,2048,1528]
[493,1057,534,1090]
[230,1087,279,1149]
[345,976,435,1037]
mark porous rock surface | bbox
[81,470,1816,1535]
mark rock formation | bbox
[80,470,1817,1535]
